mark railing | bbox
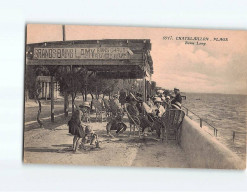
[232,131,246,142]
[181,105,245,142]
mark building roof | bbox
[26,39,153,79]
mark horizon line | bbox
[181,91,247,96]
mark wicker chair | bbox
[160,109,185,144]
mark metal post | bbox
[45,82,47,101]
[200,118,202,128]
[186,108,188,116]
[48,82,50,98]
[62,25,66,41]
[215,129,218,137]
[85,83,88,101]
[42,82,44,98]
[56,82,58,99]
[64,91,69,117]
[51,76,54,122]
[233,131,235,142]
[62,25,69,117]
[71,65,75,114]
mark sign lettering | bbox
[33,47,133,60]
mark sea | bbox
[182,93,247,161]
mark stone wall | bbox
[180,116,246,169]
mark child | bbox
[84,125,100,148]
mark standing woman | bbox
[68,105,85,152]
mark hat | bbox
[80,102,90,108]
[157,89,163,94]
[154,97,162,103]
[166,96,170,100]
[172,102,181,109]
[129,92,143,102]
[174,88,179,91]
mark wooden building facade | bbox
[25,39,153,121]
[37,76,59,100]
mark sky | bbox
[27,24,247,95]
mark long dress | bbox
[68,110,85,138]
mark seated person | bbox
[109,94,123,117]
[142,101,157,122]
[126,93,152,135]
[97,96,105,110]
[84,125,100,148]
[146,95,154,108]
[106,110,127,136]
[79,102,91,122]
[131,92,144,114]
[143,97,165,138]
[171,88,182,105]
[153,97,166,117]
[164,96,172,110]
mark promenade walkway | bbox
[24,119,190,168]
[24,99,190,168]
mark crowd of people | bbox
[125,87,183,137]
[67,87,183,152]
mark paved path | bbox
[24,121,190,168]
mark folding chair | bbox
[124,103,142,137]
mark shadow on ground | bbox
[25,144,103,154]
[24,147,73,153]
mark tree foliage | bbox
[55,66,88,112]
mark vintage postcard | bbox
[24,24,247,169]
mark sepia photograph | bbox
[23,24,247,169]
